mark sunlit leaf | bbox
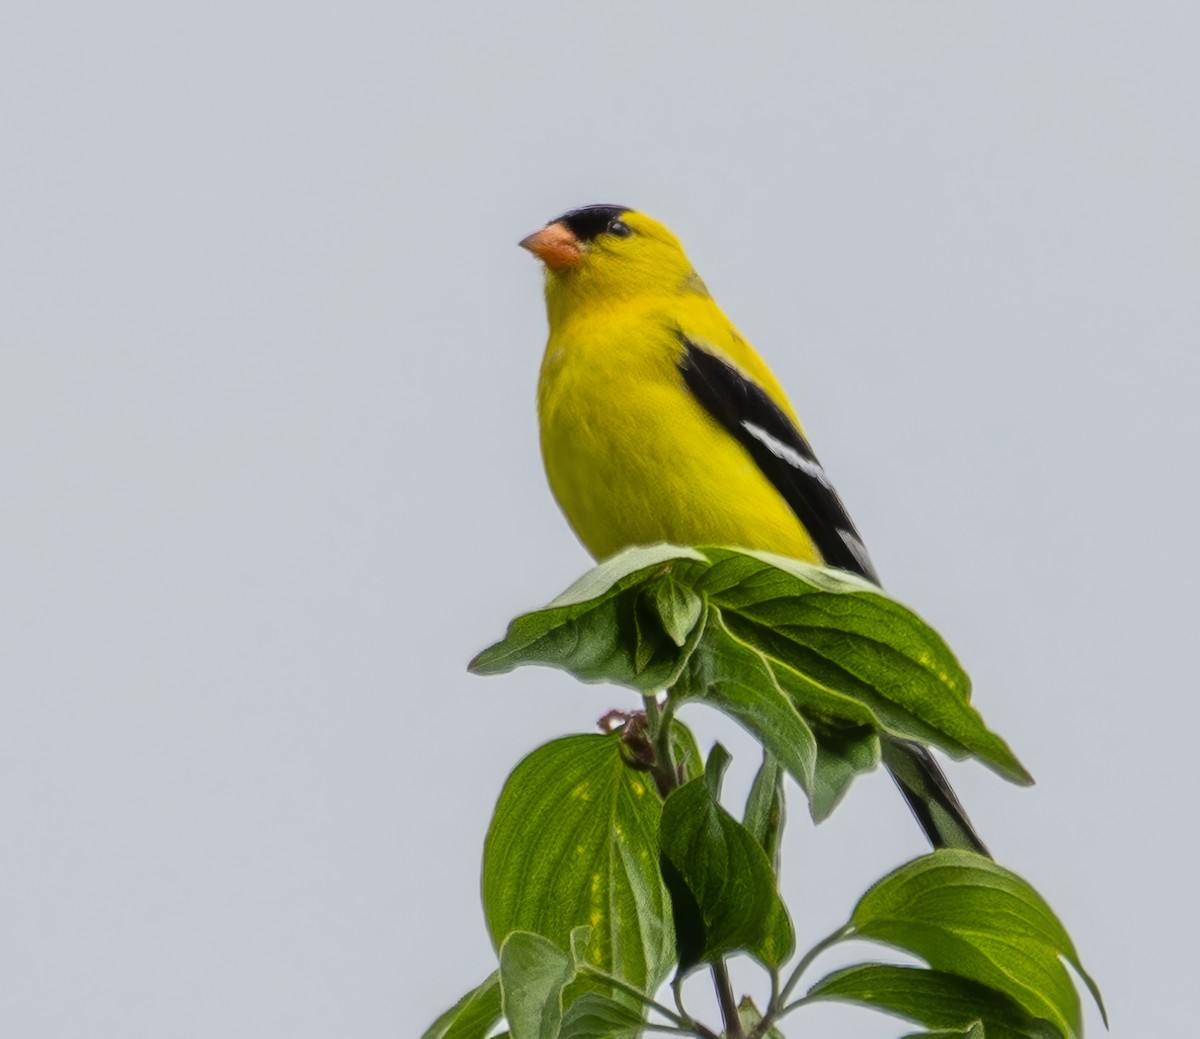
[851,852,1106,1039]
[482,734,673,998]
[695,548,1030,784]
[420,972,502,1039]
[471,546,1028,802]
[737,996,784,1038]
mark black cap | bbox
[555,204,631,243]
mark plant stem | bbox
[710,960,743,1038]
[577,965,717,1038]
[769,995,814,1024]
[643,692,743,1038]
[643,693,679,791]
[776,923,855,1006]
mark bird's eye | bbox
[607,219,632,238]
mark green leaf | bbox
[808,963,1059,1039]
[695,548,1031,785]
[557,993,646,1039]
[420,972,502,1039]
[469,546,708,693]
[902,1027,986,1039]
[737,996,784,1039]
[483,734,674,998]
[677,608,818,795]
[668,718,704,785]
[498,932,575,1039]
[703,742,732,798]
[647,572,705,646]
[659,774,794,971]
[474,546,1026,796]
[851,851,1106,1039]
[743,751,785,874]
[809,722,880,822]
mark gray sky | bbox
[2,2,1196,1036]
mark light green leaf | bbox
[851,851,1106,1039]
[469,547,707,693]
[420,972,502,1039]
[498,932,575,1039]
[737,996,784,1038]
[659,774,794,971]
[647,572,705,647]
[808,963,1059,1039]
[557,993,646,1039]
[482,734,673,998]
[743,751,785,875]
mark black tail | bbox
[881,739,990,857]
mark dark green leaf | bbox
[472,545,1028,823]
[469,546,708,692]
[809,722,880,822]
[703,742,732,799]
[659,774,794,971]
[483,734,674,998]
[696,548,1030,785]
[632,587,671,676]
[498,932,575,1039]
[668,718,704,785]
[421,972,502,1039]
[743,751,785,875]
[737,996,784,1038]
[557,993,646,1039]
[677,609,818,795]
[851,851,1106,1039]
[808,963,1059,1039]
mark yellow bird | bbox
[521,204,987,855]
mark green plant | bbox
[423,546,1105,1039]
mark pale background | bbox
[2,2,1195,1036]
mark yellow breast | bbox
[536,298,822,564]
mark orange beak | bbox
[519,221,584,271]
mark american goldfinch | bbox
[521,204,987,856]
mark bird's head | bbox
[520,205,708,324]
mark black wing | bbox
[678,337,880,584]
[680,338,991,855]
